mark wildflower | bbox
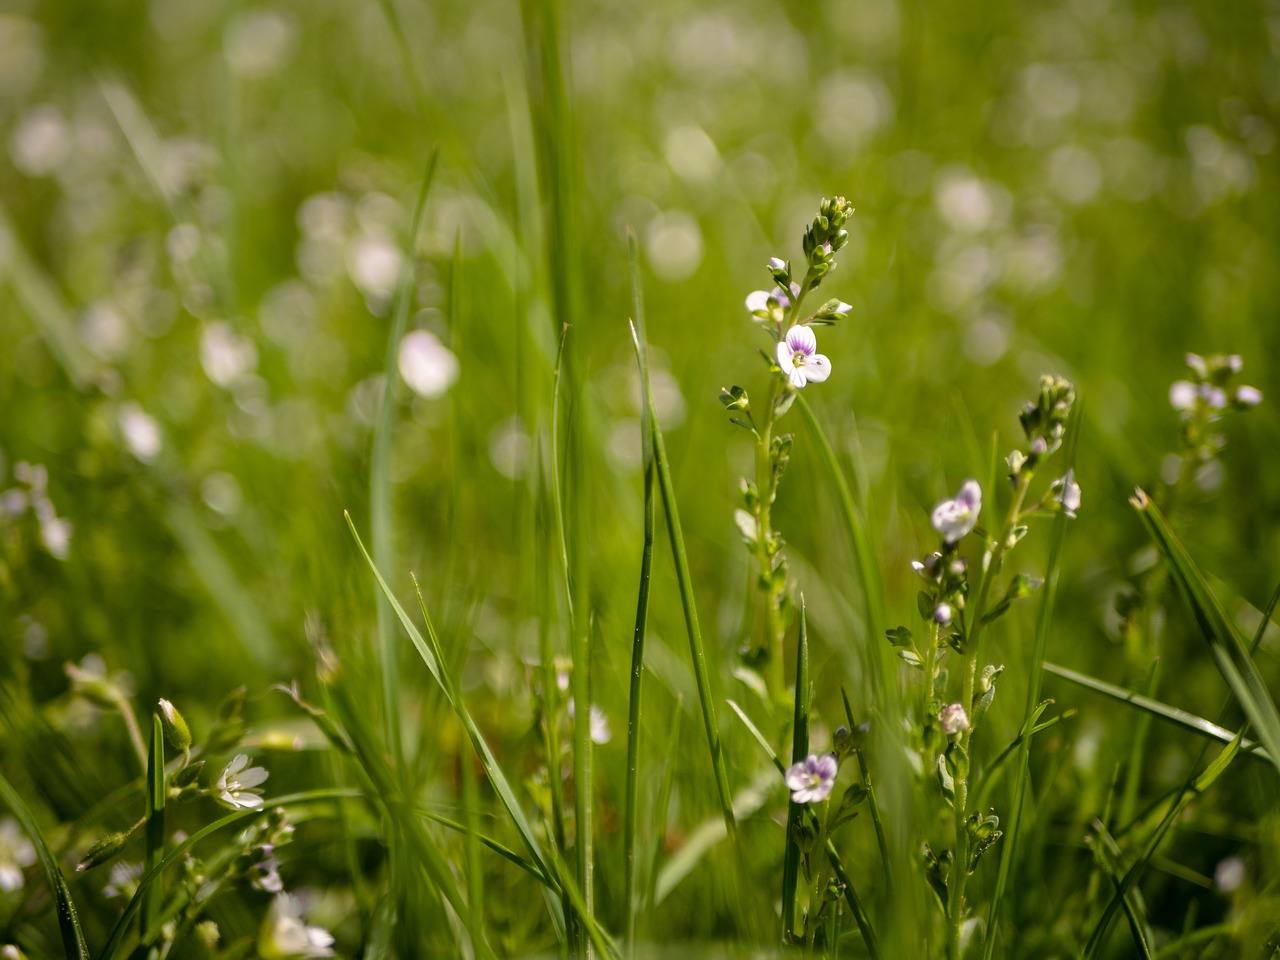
[939,703,970,736]
[397,329,459,398]
[933,603,953,626]
[216,755,269,811]
[775,326,832,389]
[785,754,838,804]
[1235,385,1263,408]
[258,895,335,959]
[745,282,801,323]
[1050,469,1082,518]
[567,699,612,745]
[931,480,982,545]
[0,819,36,892]
[102,861,142,900]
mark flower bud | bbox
[158,698,192,753]
[77,832,130,872]
[938,702,970,736]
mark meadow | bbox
[2,0,1279,957]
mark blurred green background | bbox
[2,0,1280,954]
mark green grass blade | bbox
[781,599,810,942]
[1132,488,1280,780]
[623,229,656,953]
[1082,732,1243,959]
[461,748,486,952]
[0,772,89,960]
[140,716,165,940]
[825,838,883,960]
[726,699,785,775]
[643,694,684,931]
[415,807,552,887]
[793,394,887,692]
[1044,662,1270,760]
[1090,820,1155,960]
[371,150,439,772]
[628,321,736,841]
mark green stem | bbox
[947,472,1032,960]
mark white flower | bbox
[1051,469,1082,518]
[931,480,982,544]
[775,325,832,389]
[397,330,459,398]
[0,818,36,892]
[1169,380,1197,411]
[745,282,801,323]
[939,703,970,736]
[784,754,838,804]
[567,699,612,745]
[258,895,335,959]
[215,755,268,811]
[119,404,162,462]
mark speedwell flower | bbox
[931,480,982,545]
[775,326,832,388]
[785,753,838,804]
[258,895,335,959]
[939,703,970,736]
[216,755,269,811]
[1050,469,1082,518]
[745,282,801,323]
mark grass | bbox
[2,0,1280,958]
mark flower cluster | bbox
[1165,352,1262,491]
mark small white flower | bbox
[119,404,162,462]
[397,330,459,398]
[567,699,612,745]
[745,282,801,323]
[216,755,268,811]
[784,754,838,804]
[0,818,36,892]
[775,325,832,389]
[258,895,335,959]
[1051,469,1082,518]
[931,480,982,545]
[933,603,953,626]
[939,703,970,736]
[768,256,787,272]
[1169,380,1197,411]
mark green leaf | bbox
[0,772,89,960]
[885,625,914,647]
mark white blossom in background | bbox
[1051,469,1082,518]
[0,818,36,892]
[223,9,295,78]
[200,322,258,388]
[488,417,530,479]
[258,895,335,959]
[346,233,403,300]
[9,105,69,177]
[397,330,458,398]
[568,699,612,745]
[119,404,162,462]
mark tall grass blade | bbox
[781,599,810,942]
[1090,820,1155,959]
[0,772,89,960]
[1044,662,1269,760]
[623,229,656,952]
[1131,488,1280,780]
[371,150,439,771]
[140,715,166,940]
[628,320,736,839]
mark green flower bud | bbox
[76,831,130,872]
[158,698,192,753]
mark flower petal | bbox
[788,366,808,389]
[776,340,793,369]
[785,325,817,356]
[803,354,831,383]
[745,290,771,313]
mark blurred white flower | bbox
[938,702,970,736]
[119,404,162,463]
[567,699,612,745]
[216,755,268,811]
[397,330,458,398]
[224,9,295,78]
[200,323,258,388]
[1236,385,1263,407]
[346,233,403,300]
[1215,856,1246,893]
[0,818,36,892]
[1051,469,1082,519]
[258,895,334,959]
[932,480,982,545]
[10,105,69,177]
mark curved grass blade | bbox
[1044,662,1270,761]
[415,808,551,887]
[371,149,439,770]
[623,228,656,952]
[0,772,89,960]
[628,320,736,840]
[1131,488,1280,780]
[1090,820,1155,960]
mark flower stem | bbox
[947,472,1032,960]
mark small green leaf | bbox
[885,625,914,647]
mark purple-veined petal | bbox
[785,325,816,356]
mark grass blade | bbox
[1044,662,1270,761]
[781,599,810,942]
[628,320,736,841]
[623,229,656,952]
[1090,820,1155,960]
[140,716,166,940]
[371,150,439,771]
[1131,488,1280,780]
[0,772,89,960]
